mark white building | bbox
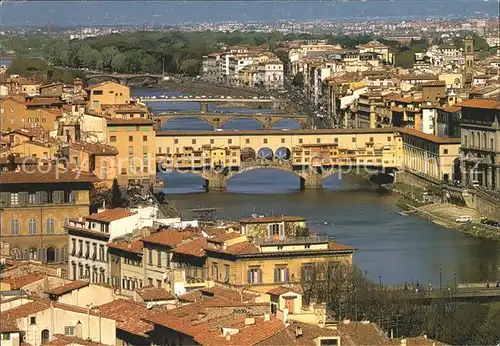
[66,206,160,284]
[258,59,284,90]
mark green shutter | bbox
[70,191,77,204]
[52,191,60,204]
[41,191,48,204]
[0,192,10,206]
[19,192,28,206]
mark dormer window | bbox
[268,223,284,240]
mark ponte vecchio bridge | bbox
[152,112,310,130]
[155,128,404,191]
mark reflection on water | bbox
[138,87,500,286]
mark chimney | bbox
[295,326,303,338]
[244,317,255,326]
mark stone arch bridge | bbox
[84,73,164,86]
[158,160,396,191]
[153,113,310,130]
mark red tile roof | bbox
[173,237,207,257]
[136,287,174,301]
[69,141,118,156]
[0,167,100,184]
[107,239,143,254]
[86,208,135,223]
[441,105,461,113]
[398,127,461,144]
[141,229,199,247]
[2,274,44,289]
[0,319,20,333]
[239,216,305,224]
[98,299,153,337]
[0,301,49,320]
[328,240,356,252]
[457,98,500,110]
[47,335,104,346]
[267,285,303,296]
[422,80,446,87]
[210,232,243,242]
[44,281,89,296]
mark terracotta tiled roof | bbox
[141,229,199,247]
[457,98,500,110]
[69,141,118,156]
[107,118,154,125]
[47,335,105,346]
[0,318,20,333]
[336,322,387,345]
[194,315,286,346]
[200,285,259,303]
[136,287,174,301]
[98,299,153,337]
[2,127,47,140]
[0,167,100,184]
[2,274,44,289]
[257,321,344,346]
[398,127,461,144]
[0,301,49,320]
[267,285,303,296]
[422,80,446,87]
[44,280,89,296]
[328,240,356,252]
[400,74,438,81]
[222,242,260,255]
[173,237,207,257]
[86,208,135,223]
[107,239,143,254]
[441,105,461,113]
[239,216,305,224]
[210,232,243,242]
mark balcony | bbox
[253,233,332,246]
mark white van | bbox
[456,216,473,223]
[471,180,480,188]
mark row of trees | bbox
[301,262,500,345]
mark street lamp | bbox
[453,272,457,289]
[439,268,443,290]
[379,275,382,287]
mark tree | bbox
[101,46,119,71]
[111,53,127,72]
[179,58,201,76]
[110,178,125,208]
[292,72,304,87]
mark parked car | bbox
[456,216,473,223]
[471,180,480,188]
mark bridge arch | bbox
[219,116,267,129]
[240,147,256,162]
[275,147,292,161]
[270,117,308,129]
[157,115,215,130]
[257,147,274,161]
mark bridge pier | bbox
[200,102,209,113]
[203,171,227,191]
[300,171,323,189]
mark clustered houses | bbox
[202,44,284,90]
[285,37,500,194]
[0,229,446,346]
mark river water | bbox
[135,87,500,286]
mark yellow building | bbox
[399,127,461,183]
[205,216,355,293]
[0,167,98,263]
[87,81,131,111]
[1,140,59,161]
[106,118,156,186]
[156,128,404,171]
[0,96,63,131]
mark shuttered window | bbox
[274,266,289,283]
[247,267,263,284]
[46,218,55,234]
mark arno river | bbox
[135,87,500,286]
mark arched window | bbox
[46,247,56,263]
[28,218,37,235]
[476,132,480,149]
[471,131,475,147]
[46,218,55,234]
[483,133,487,150]
[10,219,20,235]
[29,247,37,260]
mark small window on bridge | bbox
[316,138,321,144]
[245,139,250,144]
[352,137,356,143]
[263,139,268,144]
[93,90,103,95]
[299,138,303,144]
[211,139,214,144]
[281,138,285,144]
